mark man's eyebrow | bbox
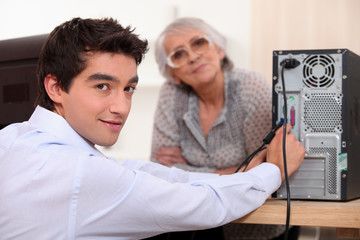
[88,73,118,82]
[88,73,139,84]
[129,76,139,84]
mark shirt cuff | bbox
[246,162,282,193]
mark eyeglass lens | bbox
[169,36,210,67]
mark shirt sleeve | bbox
[121,158,218,183]
[76,157,281,239]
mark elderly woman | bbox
[150,17,298,240]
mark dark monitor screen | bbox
[0,34,48,129]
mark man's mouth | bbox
[101,120,122,131]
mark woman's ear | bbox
[218,48,225,61]
[44,74,63,103]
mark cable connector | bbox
[263,118,284,144]
[280,58,300,69]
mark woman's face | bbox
[164,29,225,88]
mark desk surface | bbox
[234,198,360,229]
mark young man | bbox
[0,18,305,239]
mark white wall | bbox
[249,0,360,83]
[1,0,252,161]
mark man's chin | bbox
[90,136,119,147]
[96,140,117,147]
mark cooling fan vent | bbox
[303,54,335,88]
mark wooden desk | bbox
[233,198,360,238]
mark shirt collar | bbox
[29,106,105,157]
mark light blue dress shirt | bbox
[0,106,281,240]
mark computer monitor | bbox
[0,34,48,129]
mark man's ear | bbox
[44,74,63,103]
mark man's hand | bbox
[155,147,187,166]
[266,124,305,180]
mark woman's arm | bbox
[150,82,217,173]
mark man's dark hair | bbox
[35,17,148,110]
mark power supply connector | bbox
[280,58,300,69]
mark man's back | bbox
[0,107,89,239]
[0,107,149,239]
[0,107,140,239]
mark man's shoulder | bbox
[0,124,106,169]
[0,121,86,155]
[0,122,28,148]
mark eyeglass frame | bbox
[165,35,213,68]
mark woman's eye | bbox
[97,84,109,91]
[194,38,206,46]
[173,50,185,60]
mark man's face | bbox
[54,52,138,146]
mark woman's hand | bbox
[155,147,188,166]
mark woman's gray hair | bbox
[155,17,234,82]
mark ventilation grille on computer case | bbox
[304,93,342,133]
[303,54,335,88]
[309,147,338,195]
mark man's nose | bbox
[109,92,130,114]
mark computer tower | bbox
[272,49,360,201]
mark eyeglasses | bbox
[166,35,212,68]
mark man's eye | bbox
[125,86,136,94]
[97,84,109,91]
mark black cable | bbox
[232,58,299,240]
[280,61,291,240]
[279,57,299,240]
[234,119,284,174]
[234,143,266,173]
[242,145,267,172]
